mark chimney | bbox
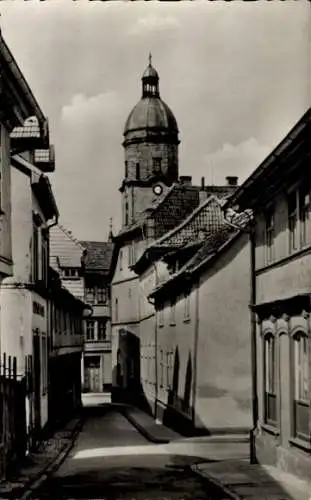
[199,176,207,204]
[226,176,238,187]
[179,175,192,186]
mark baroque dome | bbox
[124,97,178,135]
[124,55,178,137]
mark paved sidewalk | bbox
[82,392,112,406]
[193,459,311,500]
[121,405,181,443]
[0,416,84,499]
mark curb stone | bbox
[191,464,240,500]
[0,417,85,500]
[121,408,171,444]
[20,417,84,500]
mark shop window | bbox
[86,320,95,341]
[292,331,309,440]
[263,332,277,426]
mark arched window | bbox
[263,332,277,426]
[292,331,309,440]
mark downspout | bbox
[146,266,158,420]
[192,274,199,431]
[222,207,257,462]
[250,223,258,464]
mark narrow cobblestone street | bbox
[30,404,229,499]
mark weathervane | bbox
[148,52,152,66]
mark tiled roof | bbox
[183,225,240,273]
[116,182,236,241]
[49,224,84,271]
[155,195,225,248]
[150,224,240,298]
[132,195,225,274]
[116,183,176,238]
[10,117,41,139]
[80,240,114,271]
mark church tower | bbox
[121,55,180,227]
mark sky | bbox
[0,1,310,241]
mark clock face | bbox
[153,184,163,196]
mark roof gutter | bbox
[0,31,46,124]
[223,108,311,211]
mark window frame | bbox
[263,332,278,427]
[264,206,275,264]
[158,305,164,328]
[169,297,176,326]
[183,291,191,322]
[85,319,96,341]
[97,319,107,341]
[288,189,298,253]
[32,221,39,282]
[115,297,119,323]
[85,287,96,305]
[97,287,107,305]
[292,330,309,441]
[299,182,311,248]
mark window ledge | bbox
[289,437,311,452]
[158,324,164,329]
[261,423,280,436]
[169,322,176,327]
[183,318,191,324]
[256,242,311,275]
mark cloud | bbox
[128,14,180,36]
[200,138,270,185]
[61,92,121,126]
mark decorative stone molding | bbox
[255,314,262,325]
[302,309,310,320]
[269,314,277,324]
[282,313,290,322]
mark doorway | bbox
[84,355,101,392]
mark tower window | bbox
[125,161,128,178]
[153,158,161,174]
[136,163,140,180]
[125,201,129,226]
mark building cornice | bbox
[0,31,46,129]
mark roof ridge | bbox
[57,224,84,249]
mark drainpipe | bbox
[222,208,258,463]
[250,224,258,464]
[192,276,199,431]
[147,266,158,421]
